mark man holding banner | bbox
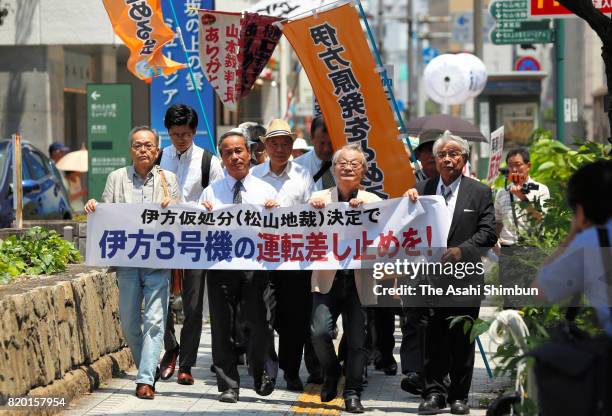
[84,126,180,400]
[199,130,279,403]
[309,144,384,414]
[251,119,319,392]
[158,104,223,385]
[410,131,496,415]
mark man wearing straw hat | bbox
[251,119,321,391]
[84,126,180,400]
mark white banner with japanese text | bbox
[487,126,505,182]
[86,197,450,270]
[198,10,241,110]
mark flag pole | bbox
[168,1,217,155]
[354,0,420,168]
[12,133,23,229]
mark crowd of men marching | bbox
[85,103,557,415]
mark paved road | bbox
[64,307,509,415]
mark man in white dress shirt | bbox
[158,104,223,385]
[251,119,321,391]
[294,116,335,191]
[200,130,279,403]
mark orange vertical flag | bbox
[282,3,415,198]
[102,0,184,82]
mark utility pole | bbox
[554,19,565,142]
[377,0,384,61]
[473,0,484,176]
[473,0,483,58]
[407,0,414,119]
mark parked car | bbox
[0,139,72,228]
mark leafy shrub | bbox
[0,226,82,285]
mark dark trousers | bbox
[207,270,274,392]
[374,307,424,374]
[270,270,315,378]
[422,306,480,402]
[163,269,206,369]
[311,274,367,398]
[401,308,426,374]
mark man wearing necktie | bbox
[294,117,335,191]
[405,131,496,415]
[199,130,280,403]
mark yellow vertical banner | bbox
[282,3,415,198]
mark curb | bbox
[1,348,133,416]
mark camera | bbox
[499,168,539,194]
[520,182,539,195]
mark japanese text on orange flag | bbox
[487,126,505,183]
[281,3,416,198]
[102,0,184,82]
[86,197,450,270]
[198,11,242,110]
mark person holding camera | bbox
[495,148,550,247]
[494,148,549,308]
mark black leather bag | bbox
[528,227,612,416]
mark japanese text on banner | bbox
[86,197,450,271]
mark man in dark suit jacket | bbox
[406,130,496,415]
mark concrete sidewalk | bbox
[64,307,509,415]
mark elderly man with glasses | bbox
[84,126,180,400]
[308,143,381,414]
[404,130,496,415]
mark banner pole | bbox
[354,0,420,167]
[12,133,23,229]
[168,1,217,155]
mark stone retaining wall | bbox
[0,266,126,397]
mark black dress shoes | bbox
[401,371,424,395]
[374,356,398,375]
[284,375,304,391]
[159,347,179,380]
[218,389,239,403]
[306,373,324,384]
[255,372,276,396]
[344,396,365,413]
[450,399,470,414]
[418,393,446,415]
[320,376,339,402]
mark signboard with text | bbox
[487,126,505,182]
[87,84,132,200]
[529,0,612,18]
[150,0,216,152]
[490,0,553,44]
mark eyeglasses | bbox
[169,132,194,140]
[336,160,363,170]
[436,151,463,159]
[131,143,156,151]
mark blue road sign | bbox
[150,0,216,153]
[423,47,440,65]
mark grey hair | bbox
[432,130,470,158]
[218,129,248,152]
[129,126,159,147]
[332,144,367,171]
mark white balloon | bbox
[423,54,472,105]
[423,53,488,105]
[456,53,488,97]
